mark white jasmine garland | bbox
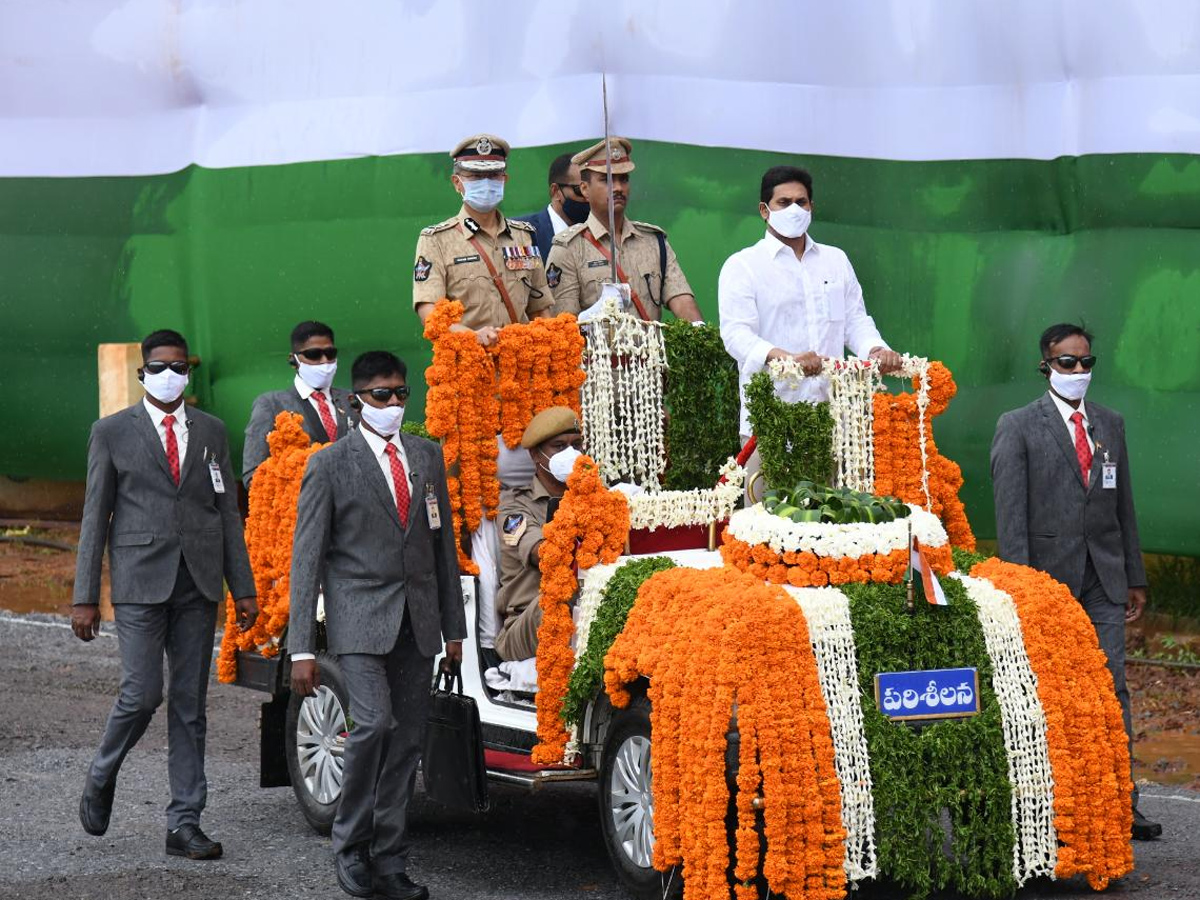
[726,503,947,557]
[627,458,746,531]
[782,585,877,884]
[766,354,933,508]
[572,562,622,666]
[580,303,668,487]
[953,573,1058,885]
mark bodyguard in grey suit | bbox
[72,329,257,859]
[513,151,588,262]
[289,350,465,900]
[242,320,354,488]
[991,322,1160,840]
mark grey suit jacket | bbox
[288,428,466,658]
[242,385,353,487]
[991,393,1147,604]
[73,403,256,605]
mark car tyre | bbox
[598,693,682,900]
[285,652,350,835]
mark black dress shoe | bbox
[79,782,115,836]
[1132,807,1163,841]
[335,845,374,898]
[166,823,223,860]
[373,872,429,900]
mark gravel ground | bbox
[2,612,1198,900]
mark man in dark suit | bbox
[242,320,353,489]
[513,151,589,262]
[991,322,1160,840]
[72,329,257,859]
[289,351,465,900]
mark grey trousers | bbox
[334,612,434,875]
[86,562,218,829]
[1079,556,1137,807]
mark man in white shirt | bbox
[513,152,589,261]
[718,165,902,443]
[242,320,353,489]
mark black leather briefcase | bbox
[423,667,489,812]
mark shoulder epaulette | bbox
[631,219,666,236]
[552,222,589,246]
[420,218,458,236]
[508,219,536,233]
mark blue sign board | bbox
[874,667,980,721]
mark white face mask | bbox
[461,178,505,213]
[142,369,189,405]
[1049,369,1091,402]
[766,201,812,239]
[296,358,337,391]
[544,446,582,483]
[359,402,405,436]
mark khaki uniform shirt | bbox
[545,212,692,320]
[495,477,555,633]
[412,206,554,330]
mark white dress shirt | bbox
[547,204,570,236]
[142,397,189,470]
[292,424,410,663]
[718,231,888,436]
[1047,391,1094,454]
[293,372,336,422]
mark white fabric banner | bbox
[3,0,1200,177]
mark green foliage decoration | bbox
[401,419,434,441]
[561,556,676,727]
[662,320,741,490]
[744,370,834,489]
[952,545,992,573]
[843,579,1016,900]
[764,481,910,525]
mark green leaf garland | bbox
[662,320,741,490]
[744,370,834,489]
[561,556,676,726]
[844,579,1016,900]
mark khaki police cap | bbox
[572,137,635,174]
[451,134,510,173]
[521,406,582,449]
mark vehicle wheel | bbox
[285,652,349,835]
[598,694,682,900]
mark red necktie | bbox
[162,414,181,485]
[1070,411,1092,487]
[384,443,411,528]
[311,390,338,442]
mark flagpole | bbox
[905,518,915,615]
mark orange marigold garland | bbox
[216,412,326,683]
[424,302,584,573]
[604,567,846,900]
[971,558,1133,889]
[721,534,953,587]
[531,455,629,764]
[872,361,975,550]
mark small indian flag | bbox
[911,536,949,606]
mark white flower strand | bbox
[782,585,878,885]
[766,355,932,508]
[572,562,622,666]
[627,458,746,531]
[580,303,668,487]
[726,503,948,558]
[953,573,1058,885]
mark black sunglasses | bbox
[295,346,338,362]
[143,361,190,375]
[1045,354,1097,370]
[554,182,583,197]
[355,386,411,402]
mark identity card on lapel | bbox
[1102,461,1117,489]
[425,484,442,529]
[208,454,226,493]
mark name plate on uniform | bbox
[874,667,979,721]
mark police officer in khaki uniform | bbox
[545,138,703,322]
[494,407,583,662]
[413,134,554,347]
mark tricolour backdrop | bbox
[1,1,1198,552]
